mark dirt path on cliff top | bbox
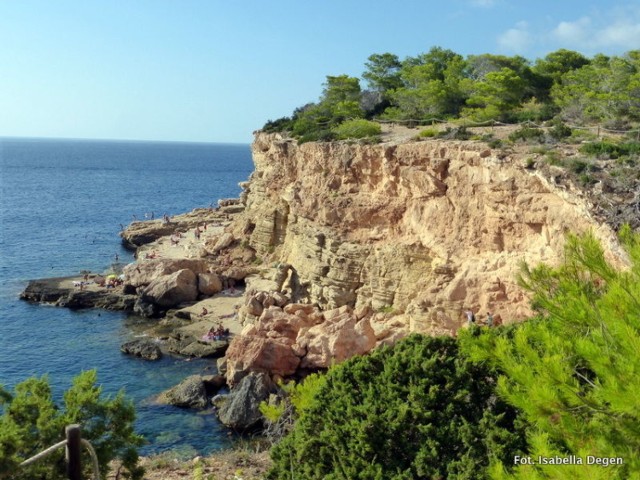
[379,122,525,143]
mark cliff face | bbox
[231,132,624,334]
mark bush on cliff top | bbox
[332,118,381,140]
[267,335,527,479]
[0,370,144,480]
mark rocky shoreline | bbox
[20,127,627,434]
[19,202,262,429]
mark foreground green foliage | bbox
[461,228,640,479]
[263,47,640,141]
[267,335,526,479]
[0,370,144,479]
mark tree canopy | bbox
[262,47,640,140]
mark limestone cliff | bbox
[230,132,626,335]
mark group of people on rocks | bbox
[465,309,500,327]
[73,273,123,290]
[203,322,230,342]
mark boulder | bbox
[120,339,163,360]
[211,232,235,253]
[217,372,276,430]
[123,258,208,288]
[297,309,377,369]
[223,266,253,281]
[157,375,209,409]
[198,273,223,296]
[224,335,300,385]
[141,269,198,308]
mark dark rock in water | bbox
[165,337,229,358]
[121,339,162,360]
[134,297,162,318]
[20,278,69,303]
[120,224,177,251]
[20,277,136,311]
[157,375,209,408]
[202,374,226,395]
[217,372,276,430]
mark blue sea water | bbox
[0,137,254,456]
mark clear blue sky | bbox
[1,0,639,143]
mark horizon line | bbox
[0,134,252,146]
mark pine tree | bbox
[0,370,144,479]
[461,228,640,479]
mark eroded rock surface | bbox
[231,133,626,331]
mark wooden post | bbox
[65,424,82,480]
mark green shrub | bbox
[267,335,526,479]
[544,150,563,166]
[488,139,503,149]
[332,119,382,139]
[0,370,144,479]
[567,158,592,174]
[417,127,439,138]
[508,126,545,143]
[297,129,336,144]
[579,141,640,159]
[261,117,293,133]
[548,121,573,140]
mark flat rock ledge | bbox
[120,206,242,251]
[20,277,136,311]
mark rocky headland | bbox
[20,125,630,430]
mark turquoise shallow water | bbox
[0,137,254,455]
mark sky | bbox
[1,0,639,143]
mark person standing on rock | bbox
[486,312,494,327]
[465,309,476,325]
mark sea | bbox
[0,137,254,456]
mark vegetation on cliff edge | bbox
[263,47,640,141]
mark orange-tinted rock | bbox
[225,335,300,385]
[298,314,377,369]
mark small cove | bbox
[0,137,254,455]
